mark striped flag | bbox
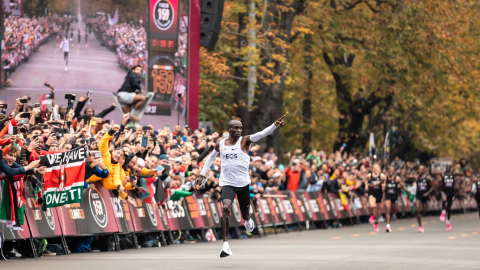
[42,146,86,208]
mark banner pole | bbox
[23,212,38,258]
[160,231,167,247]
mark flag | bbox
[384,132,390,162]
[0,172,26,228]
[368,132,375,157]
[158,187,191,206]
[43,146,86,208]
[108,9,119,26]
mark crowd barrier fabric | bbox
[1,181,479,242]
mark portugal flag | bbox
[43,146,86,208]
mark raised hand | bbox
[274,114,286,127]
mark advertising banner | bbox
[203,195,221,228]
[127,196,165,233]
[302,192,325,222]
[56,183,119,236]
[23,182,62,238]
[289,191,310,222]
[164,199,194,231]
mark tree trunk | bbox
[234,0,306,158]
[302,34,313,153]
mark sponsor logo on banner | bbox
[232,201,242,222]
[335,198,344,211]
[301,196,313,219]
[167,200,185,218]
[282,200,294,214]
[210,202,220,224]
[153,0,175,31]
[88,189,108,228]
[146,203,158,226]
[275,198,287,220]
[45,208,55,230]
[157,207,168,225]
[111,197,124,218]
[256,200,264,222]
[261,199,270,214]
[309,200,320,213]
[197,199,207,216]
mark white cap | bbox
[265,160,275,168]
[137,158,145,167]
[252,157,262,163]
[273,172,281,178]
[293,159,300,164]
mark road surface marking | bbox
[398,227,404,231]
[331,236,341,240]
[461,234,468,237]
[410,224,416,228]
[351,234,360,237]
[448,237,456,240]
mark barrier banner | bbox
[327,193,351,219]
[56,183,119,236]
[127,196,166,232]
[265,191,287,223]
[185,193,211,229]
[165,199,194,231]
[23,182,62,238]
[315,191,335,220]
[269,191,297,224]
[257,197,276,226]
[110,195,134,233]
[302,192,325,221]
[352,196,369,217]
[289,192,310,222]
[203,196,221,228]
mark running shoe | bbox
[446,224,451,232]
[9,248,22,258]
[386,224,391,233]
[440,212,445,222]
[245,218,255,233]
[369,215,375,224]
[374,223,379,232]
[220,243,232,258]
[418,226,424,233]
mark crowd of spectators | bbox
[88,17,147,79]
[0,90,478,258]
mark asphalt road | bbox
[2,212,480,270]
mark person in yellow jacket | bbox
[87,113,129,199]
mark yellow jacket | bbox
[87,132,124,194]
[123,167,155,190]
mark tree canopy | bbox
[200,0,480,160]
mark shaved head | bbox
[227,119,242,129]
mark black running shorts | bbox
[417,192,429,204]
[441,190,455,201]
[221,185,251,210]
[385,195,398,204]
[369,190,383,203]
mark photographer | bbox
[85,152,109,188]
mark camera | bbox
[0,104,7,109]
[19,98,28,104]
[94,152,103,158]
[65,94,76,101]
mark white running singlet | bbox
[218,137,250,187]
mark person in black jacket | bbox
[116,65,146,121]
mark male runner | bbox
[194,115,286,258]
[409,165,434,233]
[473,173,480,231]
[365,163,386,232]
[382,166,410,232]
[430,162,459,232]
[60,36,70,71]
